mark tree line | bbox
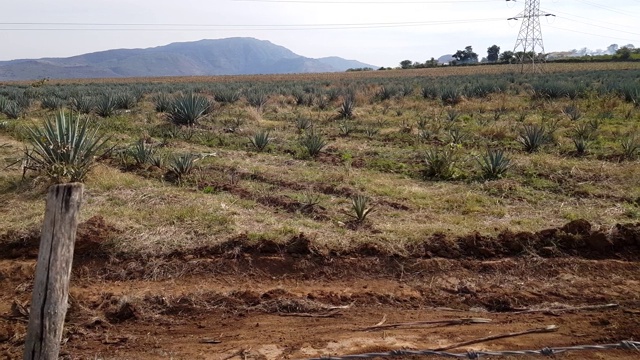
[392,43,640,70]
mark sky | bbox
[0,0,639,67]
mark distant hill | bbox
[0,38,378,81]
[316,56,376,70]
[437,54,455,65]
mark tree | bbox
[425,57,438,68]
[499,50,515,63]
[607,44,619,54]
[616,47,632,60]
[487,45,500,62]
[400,60,413,69]
[452,46,478,64]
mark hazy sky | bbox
[1,0,638,67]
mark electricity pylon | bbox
[507,0,555,73]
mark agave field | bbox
[1,62,640,359]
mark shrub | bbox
[248,130,271,152]
[477,149,511,180]
[519,124,549,153]
[24,111,108,183]
[168,93,210,126]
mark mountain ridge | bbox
[0,37,377,81]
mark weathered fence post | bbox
[23,183,84,360]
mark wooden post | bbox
[23,183,84,360]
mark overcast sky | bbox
[1,0,638,67]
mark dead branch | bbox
[434,325,559,351]
[512,303,618,315]
[360,317,491,332]
[278,309,343,318]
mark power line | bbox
[558,17,640,37]
[0,18,505,32]
[541,6,638,31]
[0,18,503,31]
[572,0,637,17]
[232,0,498,3]
[545,24,639,43]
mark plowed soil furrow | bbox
[1,253,639,360]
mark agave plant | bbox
[246,90,268,112]
[477,149,511,180]
[2,100,23,119]
[25,111,108,183]
[295,117,313,133]
[448,127,467,145]
[316,95,329,110]
[40,96,64,110]
[364,126,380,138]
[421,84,439,100]
[440,87,462,105]
[168,92,210,126]
[70,96,94,114]
[95,93,117,117]
[300,132,327,157]
[376,86,395,101]
[621,135,639,160]
[0,96,9,114]
[423,147,456,180]
[248,130,271,152]
[153,93,173,113]
[572,136,590,156]
[347,194,375,223]
[129,139,156,166]
[562,103,582,121]
[169,153,198,183]
[115,92,138,110]
[338,120,356,136]
[519,124,549,153]
[214,89,241,104]
[338,96,355,119]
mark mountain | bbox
[316,56,376,70]
[0,38,378,81]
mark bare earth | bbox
[1,219,639,360]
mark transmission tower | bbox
[507,0,555,73]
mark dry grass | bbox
[1,65,639,256]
